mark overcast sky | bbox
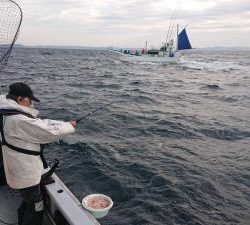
[15,0,250,48]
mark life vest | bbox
[0,109,48,186]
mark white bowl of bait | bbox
[82,194,113,219]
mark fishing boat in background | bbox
[108,24,192,63]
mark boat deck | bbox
[0,185,53,225]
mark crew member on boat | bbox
[0,82,76,225]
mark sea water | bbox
[1,47,249,225]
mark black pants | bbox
[0,164,6,186]
[18,184,44,225]
[0,149,7,186]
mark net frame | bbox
[0,0,23,72]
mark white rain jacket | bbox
[0,95,75,189]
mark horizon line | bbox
[14,44,250,50]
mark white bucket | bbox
[82,194,113,219]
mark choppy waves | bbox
[2,47,250,225]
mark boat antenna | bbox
[0,0,23,94]
[165,8,178,50]
[176,24,179,51]
[167,8,180,46]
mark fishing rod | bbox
[75,100,147,126]
[76,102,112,124]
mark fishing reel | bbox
[41,159,59,185]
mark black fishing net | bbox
[0,0,22,73]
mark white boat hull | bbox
[121,54,180,63]
[108,49,180,63]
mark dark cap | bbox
[8,82,40,102]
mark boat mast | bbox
[176,24,179,51]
